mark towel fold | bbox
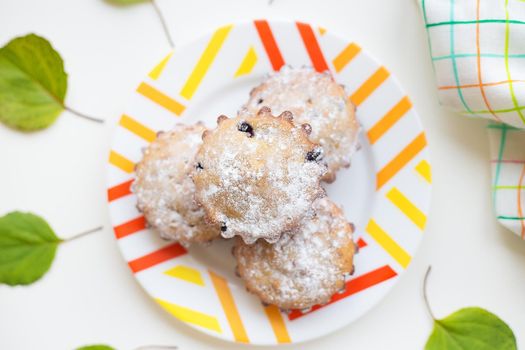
[419,0,525,238]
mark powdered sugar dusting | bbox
[241,66,360,183]
[192,110,326,244]
[133,123,219,246]
[234,197,355,309]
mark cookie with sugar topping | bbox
[133,123,220,246]
[233,197,356,310]
[191,107,326,244]
[241,66,360,183]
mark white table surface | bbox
[1,0,525,349]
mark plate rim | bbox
[106,18,433,345]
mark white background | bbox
[1,0,525,349]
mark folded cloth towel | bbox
[418,0,525,238]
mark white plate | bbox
[106,20,432,345]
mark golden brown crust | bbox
[191,108,327,244]
[233,197,355,310]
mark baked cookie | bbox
[191,107,326,244]
[133,123,219,246]
[241,66,360,183]
[233,197,355,310]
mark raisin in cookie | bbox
[233,197,355,310]
[133,123,219,246]
[241,66,360,183]
[191,107,326,244]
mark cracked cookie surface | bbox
[241,66,360,183]
[192,108,326,244]
[133,123,219,246]
[233,197,355,310]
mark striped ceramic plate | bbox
[107,20,432,345]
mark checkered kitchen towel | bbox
[419,0,525,238]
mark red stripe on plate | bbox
[357,238,367,249]
[287,265,397,320]
[128,243,187,273]
[296,22,329,72]
[114,216,146,239]
[108,179,134,202]
[254,20,285,71]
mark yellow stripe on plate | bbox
[148,51,173,80]
[165,265,205,286]
[386,188,426,230]
[119,115,156,143]
[366,219,411,268]
[415,160,432,183]
[156,298,222,333]
[209,270,249,343]
[109,151,134,173]
[180,25,233,100]
[264,305,291,343]
[137,82,186,115]
[234,46,258,77]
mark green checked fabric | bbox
[419,0,525,238]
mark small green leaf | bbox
[0,34,67,131]
[425,307,517,350]
[76,345,116,350]
[0,211,62,285]
[105,0,147,5]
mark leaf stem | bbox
[64,105,105,124]
[151,0,175,49]
[423,265,436,320]
[63,226,103,243]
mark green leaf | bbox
[0,211,62,285]
[76,345,116,350]
[105,0,148,5]
[0,34,67,131]
[425,307,517,350]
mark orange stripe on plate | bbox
[128,243,187,273]
[377,133,427,190]
[114,216,146,239]
[296,22,329,72]
[119,114,156,143]
[264,305,291,343]
[109,151,135,174]
[350,67,390,106]
[209,271,250,343]
[254,20,285,71]
[288,265,397,320]
[137,82,185,115]
[332,42,361,73]
[368,97,412,144]
[108,179,134,202]
[357,237,367,249]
